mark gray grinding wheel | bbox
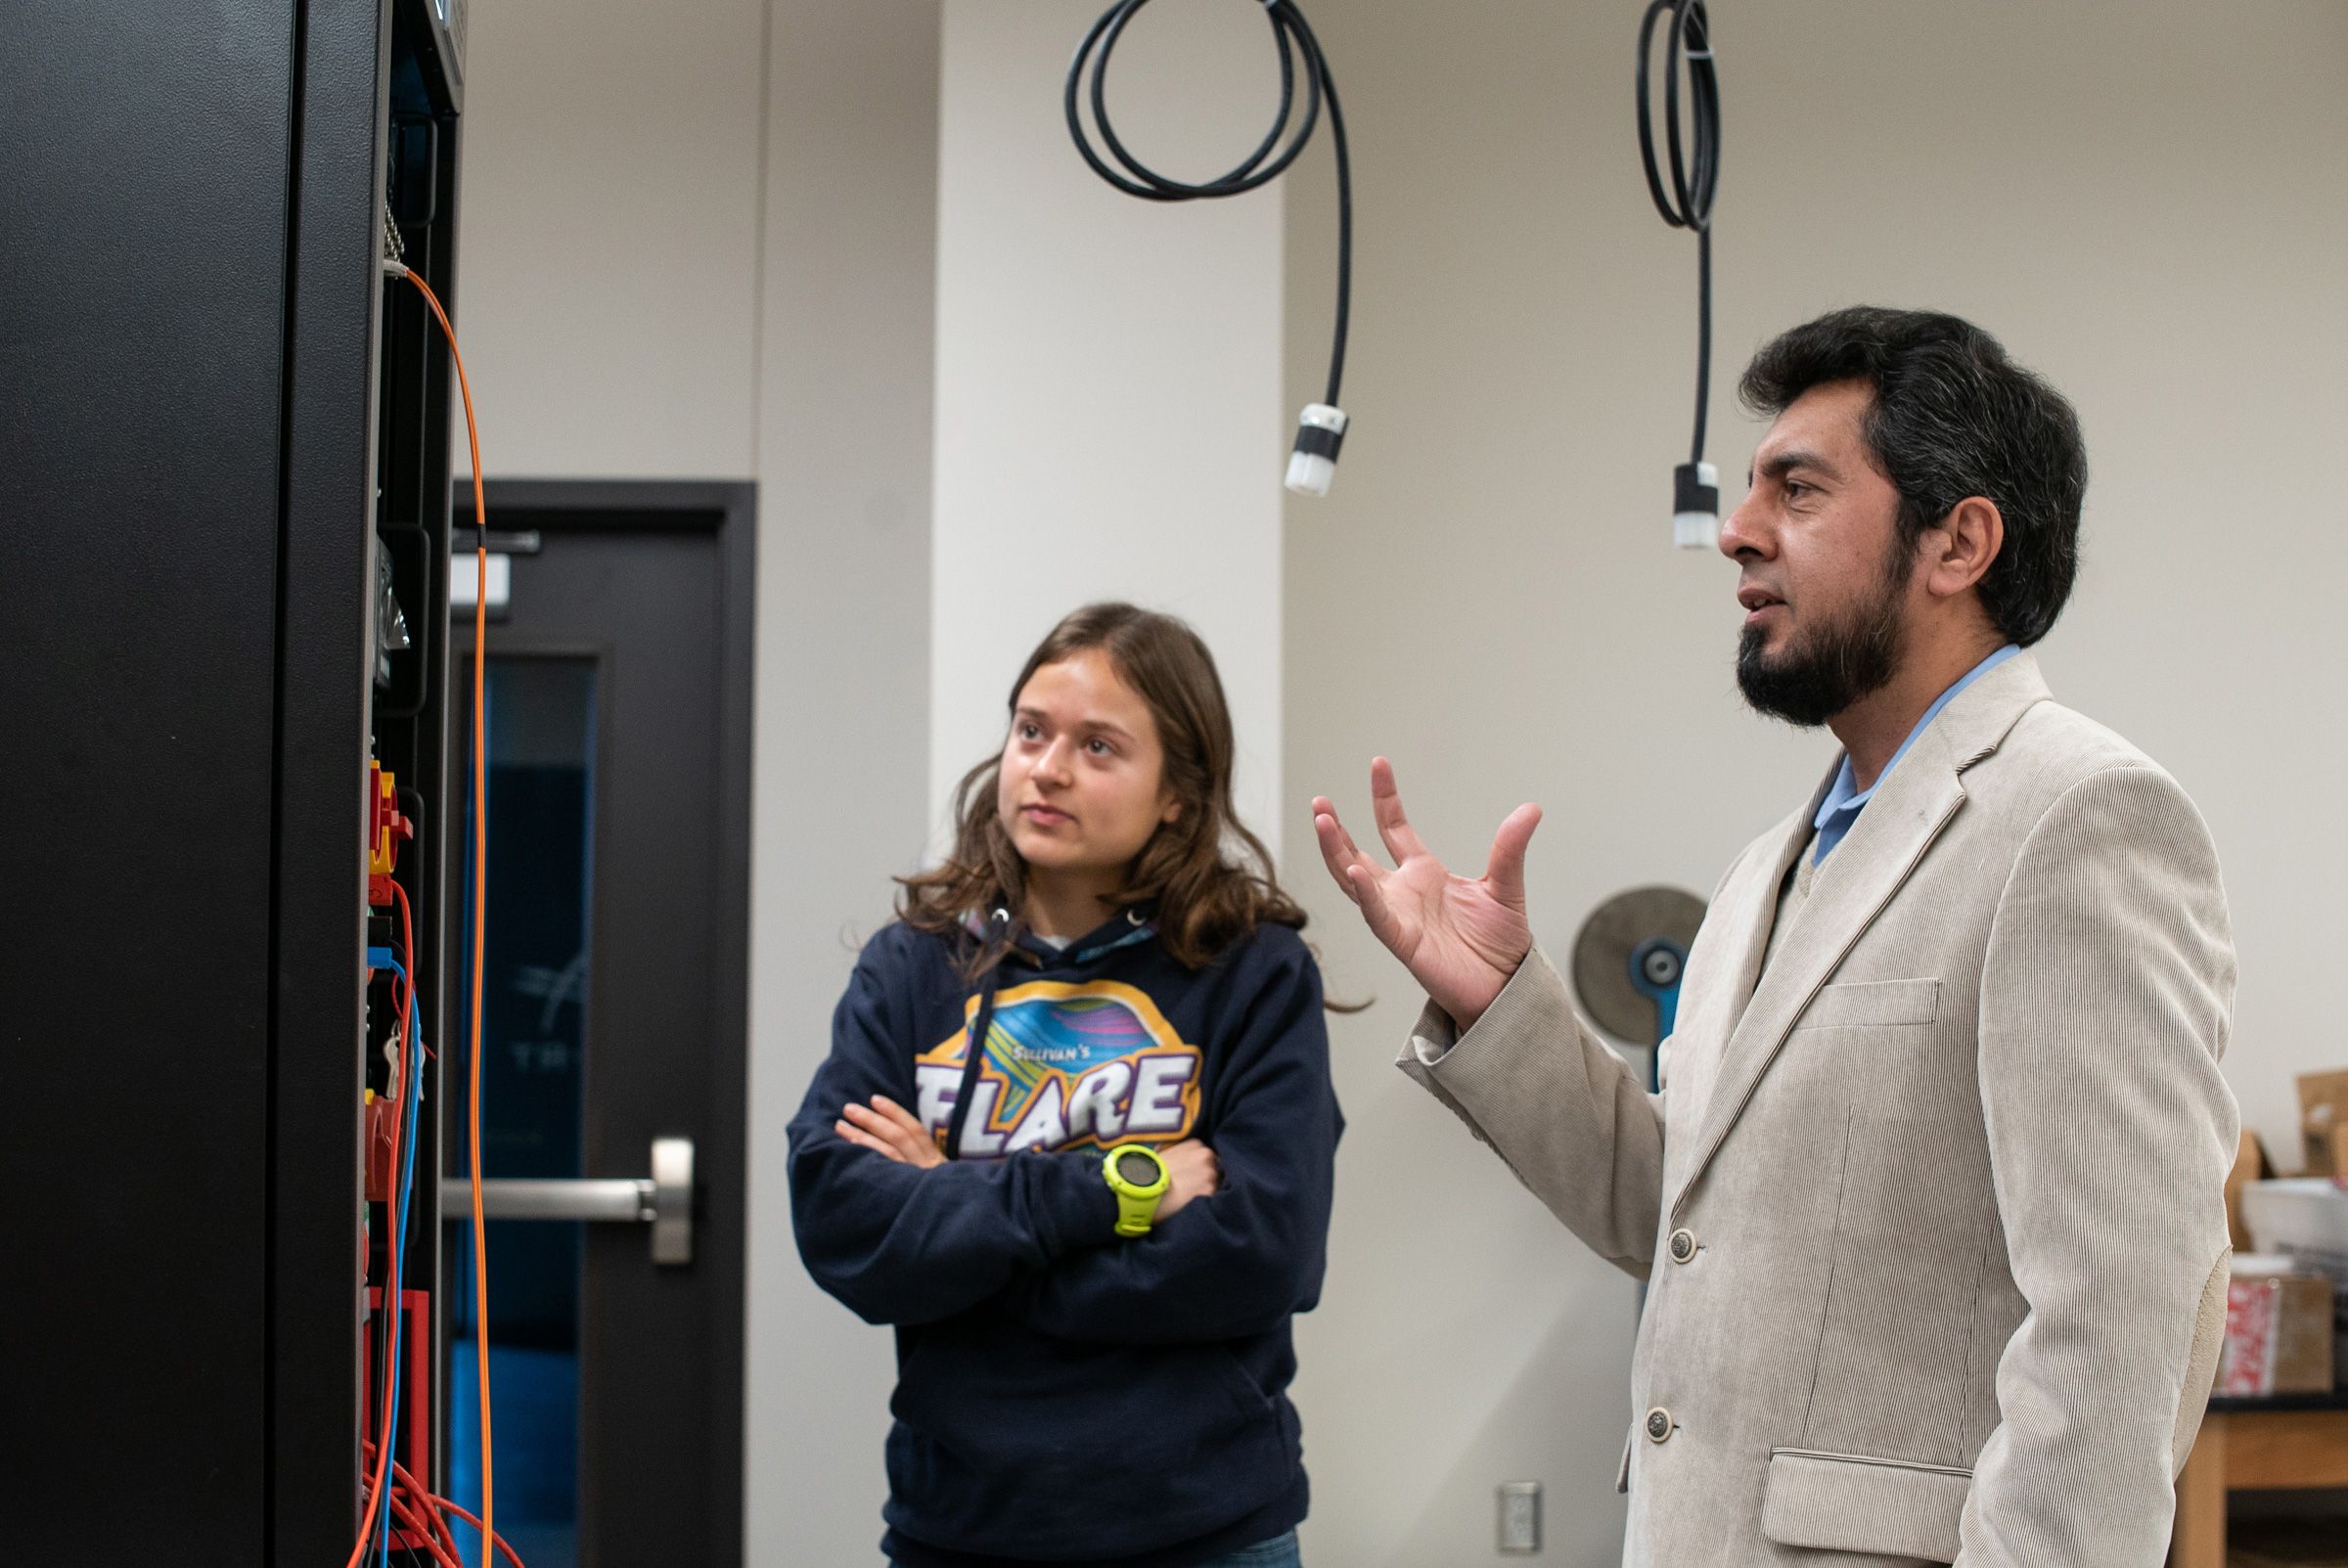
[1571,886,1706,1045]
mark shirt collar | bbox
[1812,644,2020,859]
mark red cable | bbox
[366,1442,530,1568]
[417,1494,529,1568]
[344,926,413,1568]
[385,878,425,1484]
[388,878,419,1066]
[363,1442,465,1564]
[393,1475,463,1564]
[382,1488,468,1568]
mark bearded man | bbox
[1314,307,2238,1566]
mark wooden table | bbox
[2172,1394,2348,1567]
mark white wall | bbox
[928,0,1287,849]
[1283,1,2348,1562]
[745,3,943,1563]
[456,0,766,477]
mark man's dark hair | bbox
[1738,306,2087,647]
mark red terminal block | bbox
[367,761,414,906]
[360,1284,433,1530]
[365,1092,400,1204]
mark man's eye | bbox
[1784,480,1811,500]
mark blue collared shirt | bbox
[1812,645,2020,863]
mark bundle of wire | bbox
[357,1441,525,1568]
[356,887,425,1568]
[342,262,504,1568]
[1636,0,1723,548]
[1064,0,1354,498]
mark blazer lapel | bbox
[1667,651,2054,1217]
[1712,781,1833,1034]
[1657,785,1825,1140]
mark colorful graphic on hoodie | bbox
[913,980,1202,1155]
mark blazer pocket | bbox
[1794,977,1941,1031]
[1761,1449,1969,1561]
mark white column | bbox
[929,0,1288,858]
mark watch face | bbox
[1116,1149,1159,1187]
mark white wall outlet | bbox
[1497,1480,1541,1554]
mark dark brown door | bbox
[442,481,752,1568]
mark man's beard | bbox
[1736,546,1912,728]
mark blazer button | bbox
[1645,1407,1674,1444]
[1667,1228,1696,1264]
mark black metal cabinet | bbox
[0,3,464,1558]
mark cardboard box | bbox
[2228,1130,2275,1251]
[2298,1069,2348,1179]
[2217,1272,2334,1397]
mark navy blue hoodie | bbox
[788,912,1340,1568]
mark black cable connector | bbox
[1066,0,1354,497]
[1637,0,1722,548]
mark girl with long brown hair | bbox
[789,604,1337,1568]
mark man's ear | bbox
[1926,496,2005,601]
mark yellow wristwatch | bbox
[1102,1143,1171,1237]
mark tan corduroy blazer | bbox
[1400,651,2238,1567]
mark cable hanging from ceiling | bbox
[1066,0,1355,498]
[1637,0,1723,548]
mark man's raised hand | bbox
[1311,758,1540,1030]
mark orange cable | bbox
[401,266,496,1567]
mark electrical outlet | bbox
[1497,1481,1541,1554]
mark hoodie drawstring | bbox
[942,908,1013,1161]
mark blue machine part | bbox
[1627,937,1688,1092]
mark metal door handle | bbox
[445,1137,695,1266]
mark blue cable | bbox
[375,973,426,1565]
[361,955,409,1553]
[396,1006,429,1560]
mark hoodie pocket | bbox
[1760,1449,1968,1563]
[1212,1345,1277,1424]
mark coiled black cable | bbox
[1067,0,1354,491]
[1638,0,1721,470]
